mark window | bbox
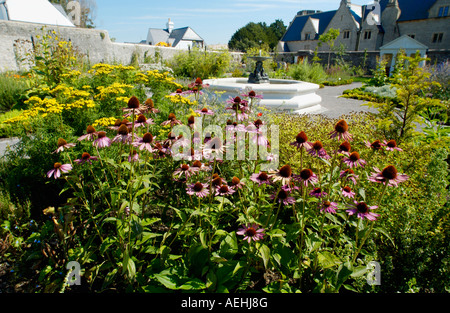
[364,31,371,40]
[432,33,443,43]
[408,34,415,39]
[343,30,350,39]
[305,33,311,40]
[438,6,449,17]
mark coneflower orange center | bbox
[81,152,90,159]
[118,124,129,135]
[231,176,240,185]
[279,165,292,178]
[143,133,153,143]
[349,152,360,161]
[193,182,204,192]
[137,114,147,123]
[168,113,176,120]
[371,140,382,149]
[128,96,140,109]
[258,172,269,181]
[356,202,369,214]
[312,141,323,150]
[387,140,397,148]
[86,125,96,134]
[98,131,106,138]
[181,164,190,171]
[54,162,62,169]
[340,141,351,152]
[343,186,352,192]
[278,189,288,200]
[57,138,67,147]
[296,131,308,143]
[300,169,313,180]
[381,165,398,180]
[201,108,208,113]
[219,185,229,193]
[245,227,257,237]
[335,119,349,133]
[192,160,202,168]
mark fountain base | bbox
[204,78,322,113]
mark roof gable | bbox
[281,10,337,42]
[380,34,428,50]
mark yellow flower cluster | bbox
[92,117,117,127]
[96,83,134,101]
[49,84,90,99]
[146,70,183,89]
[88,63,136,76]
[165,94,197,106]
[2,96,95,124]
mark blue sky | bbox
[94,0,373,45]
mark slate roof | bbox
[379,0,437,22]
[147,26,203,47]
[281,10,337,42]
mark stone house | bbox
[146,18,205,50]
[278,0,450,53]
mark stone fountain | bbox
[204,52,322,113]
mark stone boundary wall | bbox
[276,49,450,72]
[0,20,243,72]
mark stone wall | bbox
[0,20,209,72]
[276,49,450,72]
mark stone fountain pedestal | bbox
[204,77,323,113]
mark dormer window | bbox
[432,33,443,43]
[438,6,449,17]
[305,33,311,40]
[343,30,350,39]
[364,31,371,40]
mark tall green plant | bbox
[366,51,442,142]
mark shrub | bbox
[0,73,30,113]
[167,48,232,79]
[287,60,327,84]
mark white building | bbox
[0,0,74,27]
[146,18,205,49]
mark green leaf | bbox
[219,232,238,259]
[257,243,270,269]
[350,265,369,278]
[317,251,342,269]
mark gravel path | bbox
[308,81,377,118]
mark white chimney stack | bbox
[167,18,174,34]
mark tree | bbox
[49,0,96,28]
[318,28,340,69]
[228,20,286,52]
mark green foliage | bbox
[366,52,444,142]
[0,73,31,113]
[167,48,232,79]
[286,60,328,84]
[228,20,286,52]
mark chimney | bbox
[166,18,174,34]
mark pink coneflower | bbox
[309,187,327,198]
[215,184,236,196]
[133,132,156,152]
[295,168,318,187]
[170,88,187,96]
[112,124,134,144]
[236,224,265,243]
[365,139,384,151]
[290,131,312,150]
[75,152,98,165]
[93,131,112,148]
[173,163,199,181]
[340,168,359,185]
[343,151,366,168]
[271,164,293,186]
[186,182,210,198]
[346,201,379,221]
[188,77,209,89]
[320,201,338,214]
[341,186,356,198]
[329,119,352,141]
[368,165,409,187]
[144,98,159,114]
[53,138,76,153]
[134,114,154,128]
[203,137,226,159]
[384,139,403,151]
[308,141,331,160]
[77,125,99,141]
[226,96,249,109]
[161,113,182,127]
[270,188,296,206]
[250,171,272,185]
[108,118,132,131]
[47,162,72,179]
[338,141,351,156]
[128,150,139,163]
[241,89,263,100]
[122,96,148,117]
[195,107,214,115]
[230,176,245,189]
[191,160,212,172]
